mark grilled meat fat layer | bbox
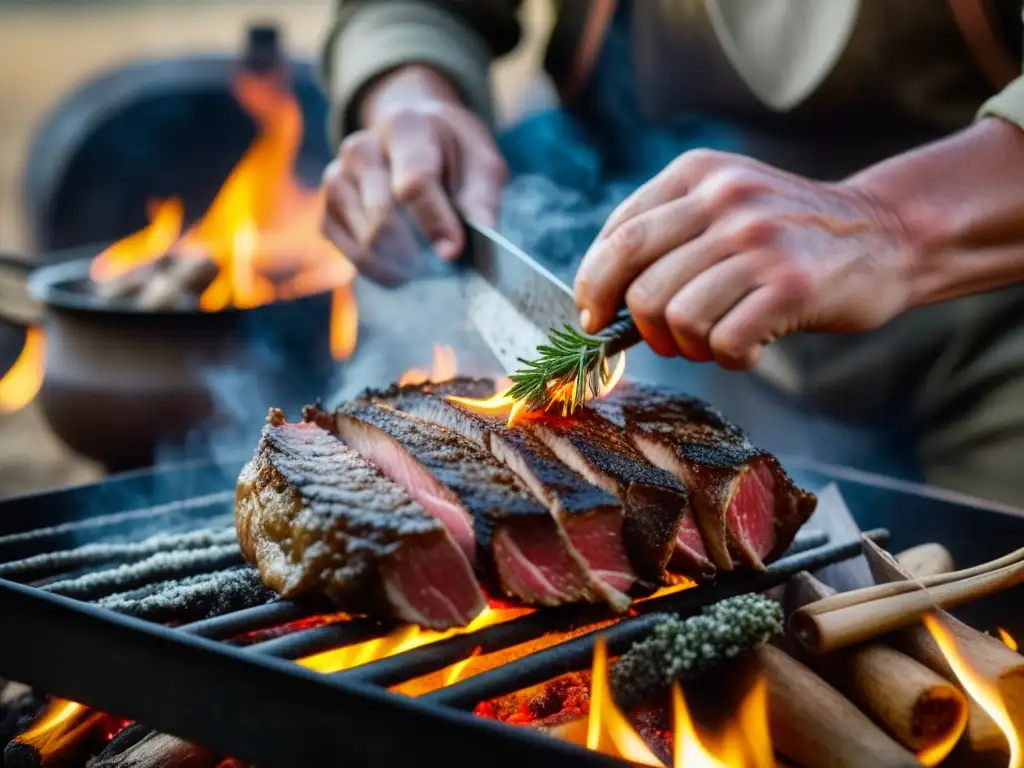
[308,402,602,606]
[235,409,486,628]
[591,382,817,571]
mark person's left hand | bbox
[573,149,921,370]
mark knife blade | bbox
[461,217,640,375]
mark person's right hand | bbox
[321,65,507,285]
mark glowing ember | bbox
[999,628,1019,653]
[924,614,1023,768]
[0,327,45,414]
[297,605,532,674]
[88,70,358,356]
[449,353,627,426]
[14,698,104,758]
[399,344,458,386]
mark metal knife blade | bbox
[461,217,581,374]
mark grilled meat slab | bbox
[367,378,636,612]
[527,408,713,584]
[235,409,486,628]
[306,402,602,607]
[591,382,817,571]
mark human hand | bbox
[320,66,507,285]
[574,150,920,369]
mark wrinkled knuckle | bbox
[321,158,342,185]
[393,171,431,203]
[607,219,648,263]
[674,148,721,177]
[338,133,373,166]
[709,332,748,365]
[774,266,816,306]
[625,282,662,327]
[665,303,710,342]
[383,104,428,131]
[704,168,762,213]
[730,211,779,249]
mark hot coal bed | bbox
[0,453,1022,768]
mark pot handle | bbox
[0,253,44,329]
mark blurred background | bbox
[0,0,548,499]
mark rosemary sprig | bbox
[505,324,613,415]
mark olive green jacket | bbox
[322,0,1023,145]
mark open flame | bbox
[399,344,458,386]
[448,352,627,426]
[553,635,772,767]
[89,69,357,358]
[0,327,45,414]
[297,605,532,675]
[999,628,1019,653]
[925,614,1023,768]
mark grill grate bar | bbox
[180,599,321,640]
[252,617,387,659]
[423,529,887,709]
[0,492,234,562]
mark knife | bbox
[461,216,640,375]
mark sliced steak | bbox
[235,409,486,629]
[306,402,601,607]
[369,378,635,612]
[590,382,816,571]
[527,409,714,584]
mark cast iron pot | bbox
[0,245,335,472]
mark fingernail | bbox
[435,239,459,261]
[579,308,592,333]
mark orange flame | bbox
[448,352,627,426]
[584,635,663,765]
[999,628,1019,653]
[399,344,458,386]
[925,614,1023,768]
[14,698,104,757]
[88,69,358,352]
[297,606,531,675]
[0,327,45,414]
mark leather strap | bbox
[947,0,1020,89]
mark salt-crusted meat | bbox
[590,382,817,571]
[235,409,486,629]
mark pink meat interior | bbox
[726,459,777,561]
[492,520,593,605]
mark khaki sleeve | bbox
[977,76,1024,129]
[320,1,499,146]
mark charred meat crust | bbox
[310,401,551,595]
[236,409,484,628]
[528,410,705,584]
[592,382,816,570]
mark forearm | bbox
[847,116,1024,308]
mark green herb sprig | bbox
[505,324,613,415]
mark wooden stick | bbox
[796,546,1024,618]
[864,537,1024,756]
[136,255,220,311]
[896,543,955,579]
[756,645,921,768]
[786,572,968,754]
[91,254,175,302]
[86,731,216,768]
[790,558,1024,655]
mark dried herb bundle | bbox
[611,594,783,709]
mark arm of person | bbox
[320,0,524,142]
[573,90,1024,370]
[851,90,1024,309]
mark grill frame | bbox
[0,457,1021,766]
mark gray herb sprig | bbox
[610,594,783,709]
